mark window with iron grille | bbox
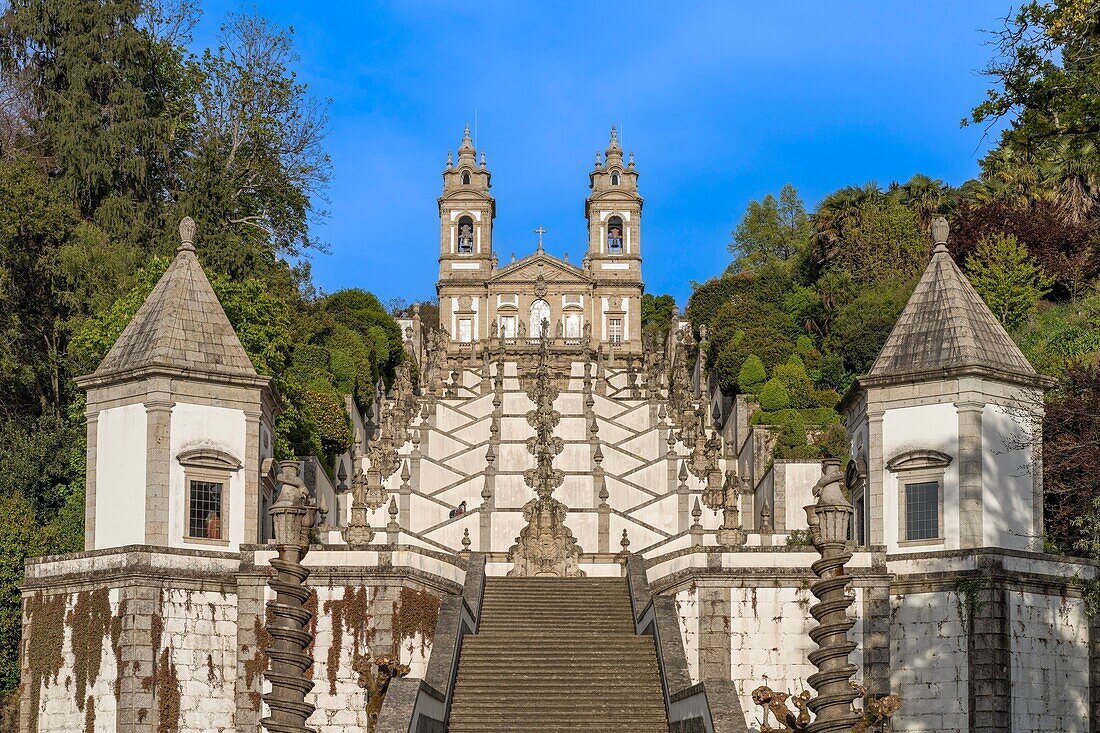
[904,481,939,541]
[189,480,224,540]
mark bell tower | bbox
[585,127,644,350]
[438,125,495,341]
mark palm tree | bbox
[895,174,951,233]
[811,182,882,265]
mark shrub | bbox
[758,378,790,411]
[737,354,767,393]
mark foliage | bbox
[640,293,677,343]
[820,193,927,285]
[825,283,912,377]
[1012,289,1100,374]
[179,12,331,277]
[1045,366,1100,555]
[0,493,47,693]
[728,184,812,273]
[758,378,790,412]
[966,233,1053,327]
[737,354,767,393]
[951,199,1098,297]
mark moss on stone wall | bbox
[323,585,373,694]
[24,592,67,733]
[83,697,94,733]
[155,647,180,733]
[304,588,318,680]
[69,588,112,710]
[392,588,440,656]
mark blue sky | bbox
[192,2,1011,307]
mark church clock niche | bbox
[458,215,474,253]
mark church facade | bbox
[437,127,644,353]
[15,132,1099,733]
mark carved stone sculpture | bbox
[507,336,584,577]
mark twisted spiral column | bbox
[262,549,317,733]
[805,459,859,733]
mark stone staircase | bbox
[448,576,668,732]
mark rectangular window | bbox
[188,480,224,540]
[905,481,939,541]
[458,318,473,343]
[853,493,865,545]
[609,318,623,344]
[500,316,516,338]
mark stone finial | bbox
[931,216,949,249]
[178,216,196,252]
[691,497,702,527]
[678,460,688,483]
[628,151,635,169]
[446,150,453,168]
[400,459,411,483]
[388,495,398,522]
[336,459,348,492]
[479,150,486,168]
[619,529,631,553]
[461,528,472,552]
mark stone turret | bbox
[841,217,1053,553]
[74,218,279,551]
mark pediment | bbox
[490,252,591,285]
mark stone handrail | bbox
[624,555,747,733]
[375,553,485,733]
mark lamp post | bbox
[262,462,319,733]
[804,458,859,733]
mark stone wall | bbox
[889,590,968,732]
[1009,591,1090,731]
[20,546,464,733]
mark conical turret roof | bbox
[867,221,1044,387]
[80,218,260,385]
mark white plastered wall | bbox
[882,402,959,552]
[169,402,247,551]
[95,403,148,549]
[982,404,1035,551]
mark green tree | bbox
[968,1,1100,161]
[641,293,677,344]
[177,12,331,279]
[825,195,927,284]
[729,184,812,273]
[966,233,1053,328]
[0,492,46,693]
[0,0,193,242]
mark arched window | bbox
[461,171,471,185]
[530,299,551,337]
[611,171,621,186]
[457,216,474,253]
[607,216,624,253]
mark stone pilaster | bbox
[84,410,99,550]
[143,396,174,546]
[967,581,1010,733]
[244,409,262,544]
[958,401,985,549]
[867,409,885,546]
[863,583,891,697]
[697,585,731,681]
[116,583,162,733]
[235,574,267,732]
[1090,608,1100,733]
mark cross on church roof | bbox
[534,226,547,251]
